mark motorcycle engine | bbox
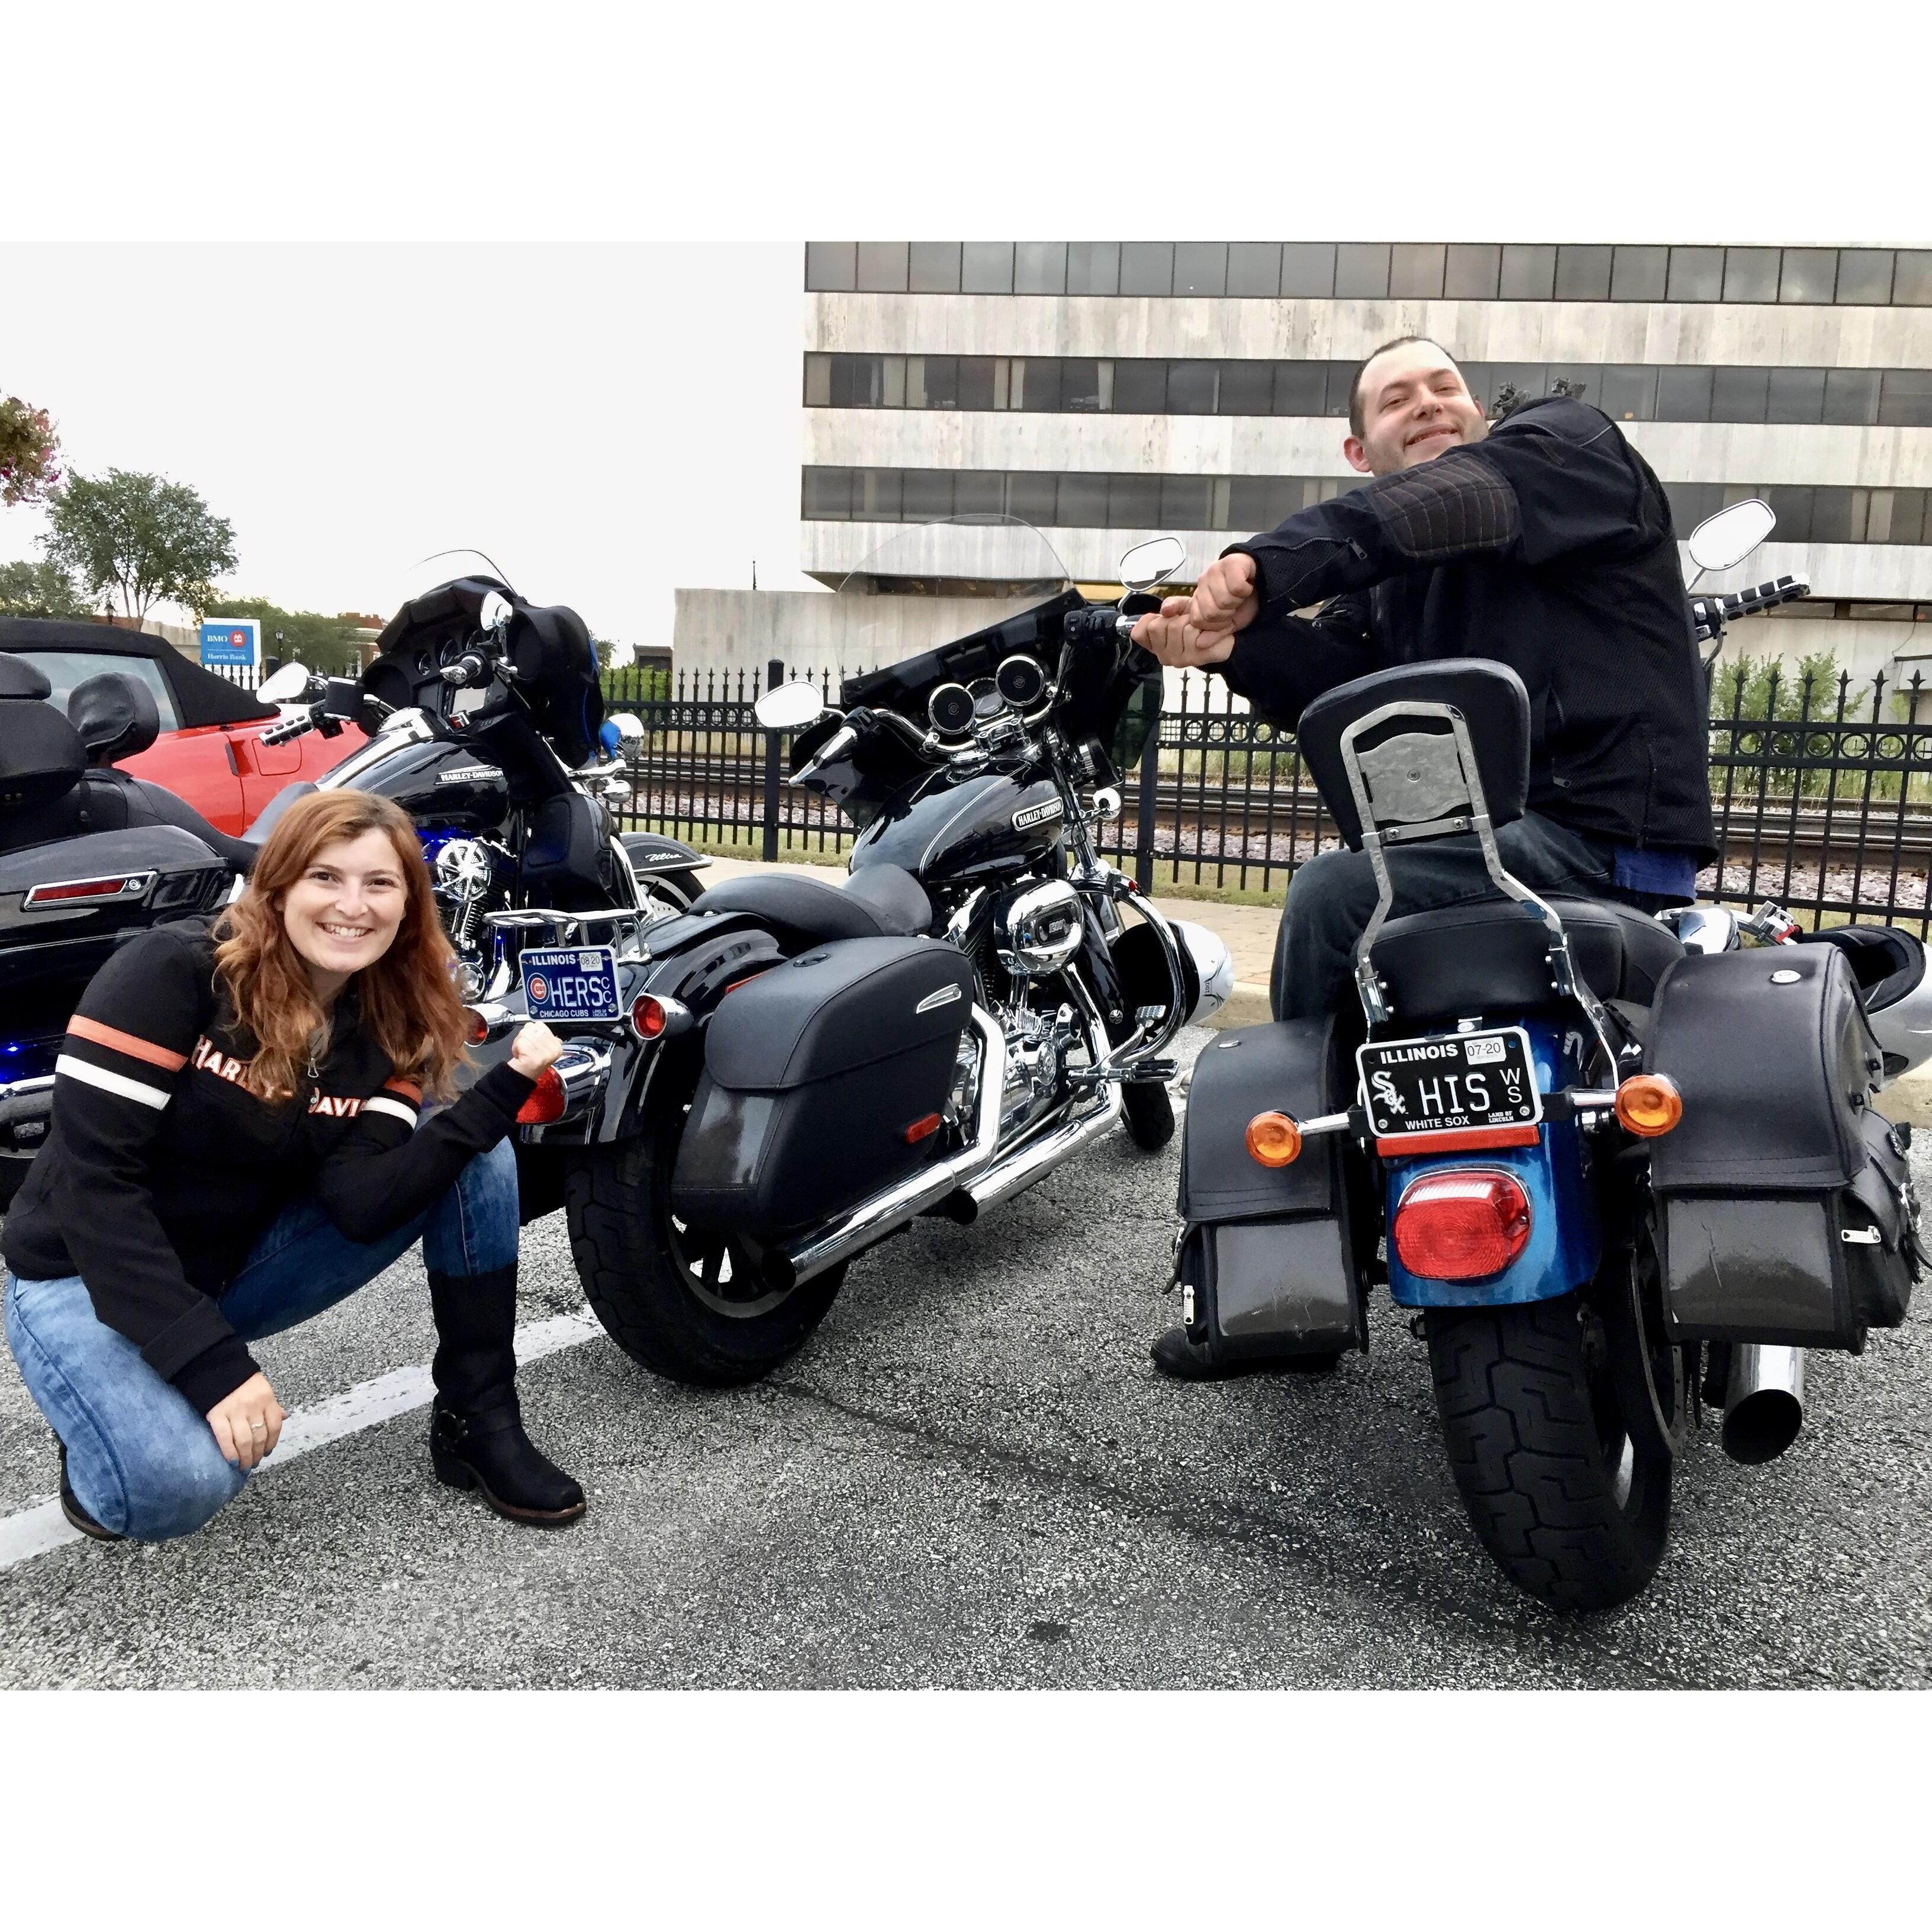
[428,835,509,996]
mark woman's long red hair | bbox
[212,789,469,1103]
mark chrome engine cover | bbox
[994,879,1084,980]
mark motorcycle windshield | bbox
[391,548,520,610]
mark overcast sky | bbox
[5,5,1923,652]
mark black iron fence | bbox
[592,658,1932,935]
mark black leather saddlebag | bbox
[1648,946,1920,1349]
[672,936,973,1239]
[1176,1018,1368,1360]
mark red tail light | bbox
[1392,1170,1532,1281]
[631,994,668,1039]
[24,873,153,907]
[516,1067,566,1126]
[463,1008,490,1046]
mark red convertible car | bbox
[0,618,363,835]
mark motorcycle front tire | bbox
[1425,1292,1672,1614]
[565,1087,846,1388]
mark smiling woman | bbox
[1,788,582,1544]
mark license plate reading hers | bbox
[1357,1026,1541,1140]
[519,945,622,1022]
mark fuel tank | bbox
[849,771,1064,887]
[349,736,510,832]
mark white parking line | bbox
[0,1310,602,1571]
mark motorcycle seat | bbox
[688,863,933,946]
[1370,893,1685,1020]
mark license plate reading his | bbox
[519,945,621,1021]
[1357,1027,1541,1139]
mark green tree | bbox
[42,469,237,621]
[0,559,89,617]
[0,395,61,506]
[204,597,363,675]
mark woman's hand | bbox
[207,1372,285,1470]
[508,1020,565,1079]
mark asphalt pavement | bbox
[4,1022,1931,1689]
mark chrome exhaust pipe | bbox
[961,1083,1124,1216]
[1721,1344,1806,1465]
[771,1009,1007,1292]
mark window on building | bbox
[1895,252,1932,305]
[1013,358,1062,411]
[1723,247,1780,302]
[858,242,910,292]
[1762,485,1815,543]
[801,468,849,519]
[1062,359,1107,413]
[1870,489,1927,545]
[1880,371,1932,427]
[1058,474,1110,526]
[1390,242,1445,298]
[1665,246,1724,301]
[1120,242,1175,297]
[1835,249,1895,304]
[1334,242,1391,298]
[1112,360,1168,414]
[1499,243,1556,300]
[954,472,1005,517]
[957,358,1000,411]
[1216,360,1275,415]
[1325,362,1357,417]
[826,354,881,407]
[805,243,856,292]
[1598,365,1658,420]
[1554,245,1612,301]
[1545,362,1599,402]
[901,471,955,520]
[1226,243,1281,297]
[1444,243,1501,300]
[1711,366,1769,423]
[1611,246,1668,301]
[1109,475,1162,527]
[1228,478,1279,530]
[1174,242,1228,296]
[1666,483,1722,531]
[803,354,832,407]
[907,355,958,409]
[1167,360,1218,413]
[1779,249,1837,304]
[1273,361,1328,416]
[1013,242,1068,295]
[880,356,906,407]
[907,242,960,292]
[854,471,903,520]
[1821,368,1880,424]
[1005,473,1060,526]
[1812,491,1863,544]
[1279,243,1336,297]
[1766,367,1825,423]
[1160,476,1214,527]
[1486,363,1548,414]
[961,243,1014,295]
[1065,242,1120,295]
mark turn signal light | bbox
[463,1008,490,1046]
[1245,1112,1303,1168]
[1614,1073,1683,1138]
[632,994,668,1039]
[1393,1170,1532,1281]
[516,1066,566,1126]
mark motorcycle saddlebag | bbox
[1647,945,1920,1350]
[671,936,973,1239]
[1175,1017,1368,1360]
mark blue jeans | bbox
[3,1140,519,1543]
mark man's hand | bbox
[508,1021,564,1078]
[1130,553,1258,668]
[207,1371,285,1470]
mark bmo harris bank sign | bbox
[199,618,260,669]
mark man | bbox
[1134,336,1715,1379]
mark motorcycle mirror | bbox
[1688,498,1776,575]
[479,590,514,634]
[256,662,313,705]
[608,711,646,744]
[754,682,827,731]
[1117,534,1188,592]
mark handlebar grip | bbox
[260,715,311,746]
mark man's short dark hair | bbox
[1347,334,1461,439]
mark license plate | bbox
[1357,1026,1541,1140]
[519,945,622,1022]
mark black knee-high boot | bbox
[427,1266,585,1527]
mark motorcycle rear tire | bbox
[565,1104,846,1389]
[1425,1292,1671,1614]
